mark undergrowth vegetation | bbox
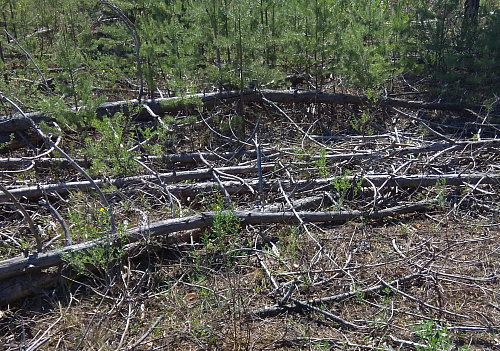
[0,0,500,350]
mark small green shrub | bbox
[63,206,126,278]
[0,133,14,152]
[210,194,241,245]
[314,147,330,178]
[413,319,469,351]
[84,112,139,177]
[332,170,362,210]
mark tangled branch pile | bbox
[0,89,499,350]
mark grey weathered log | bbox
[2,171,498,203]
[0,89,476,133]
[2,138,499,168]
[0,163,275,201]
[0,201,429,286]
[0,148,273,170]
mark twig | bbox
[73,282,114,351]
[363,176,378,214]
[254,135,264,209]
[142,103,167,129]
[277,179,337,273]
[389,106,456,143]
[128,315,164,350]
[198,152,232,206]
[255,234,364,329]
[377,274,470,319]
[261,94,333,150]
[251,272,423,317]
[24,134,62,160]
[198,152,255,194]
[25,297,74,351]
[0,232,22,249]
[0,183,43,253]
[116,297,132,350]
[198,111,252,146]
[39,191,71,246]
[291,297,365,329]
[4,30,52,96]
[131,157,177,218]
[0,160,35,174]
[389,335,426,349]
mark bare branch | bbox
[0,183,43,253]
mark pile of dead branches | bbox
[0,89,499,349]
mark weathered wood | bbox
[6,137,498,171]
[0,201,429,285]
[0,163,275,201]
[0,90,251,133]
[0,148,274,170]
[256,89,475,111]
[0,89,476,133]
[2,171,498,202]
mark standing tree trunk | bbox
[464,0,479,22]
[462,0,480,53]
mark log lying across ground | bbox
[0,201,430,304]
[0,89,477,133]
[2,172,498,202]
[0,148,274,170]
[0,163,276,201]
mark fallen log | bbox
[3,138,498,172]
[0,201,429,286]
[0,163,275,201]
[2,171,498,202]
[0,89,477,133]
[170,171,500,199]
[0,148,274,170]
[256,89,475,111]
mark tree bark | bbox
[0,89,477,133]
[2,171,498,203]
[464,0,480,21]
[0,201,429,286]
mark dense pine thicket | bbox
[1,0,499,113]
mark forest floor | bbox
[1,80,500,350]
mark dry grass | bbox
[1,214,499,350]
